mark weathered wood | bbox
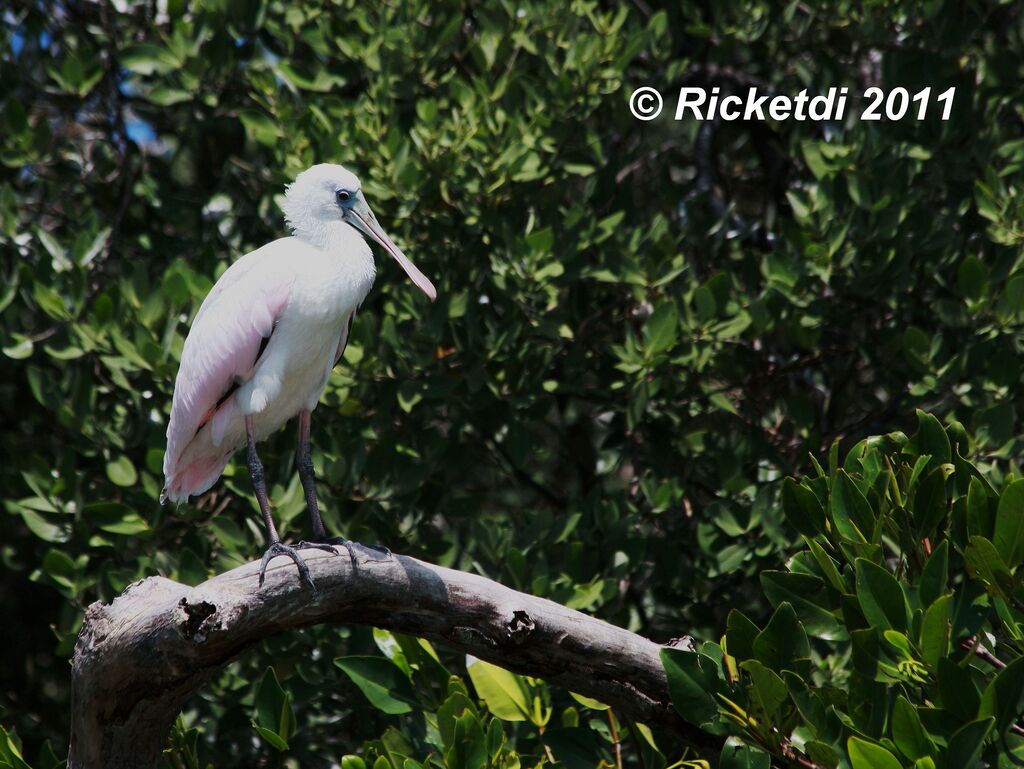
[69,546,717,768]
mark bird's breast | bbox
[235,243,374,422]
[292,242,376,323]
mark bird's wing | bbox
[334,309,357,366]
[163,239,296,482]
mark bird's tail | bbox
[162,451,234,505]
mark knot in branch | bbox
[176,598,219,642]
[506,609,535,644]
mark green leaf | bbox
[966,476,993,539]
[630,721,664,769]
[937,658,980,720]
[77,226,111,267]
[914,410,951,468]
[912,465,949,536]
[786,190,812,221]
[801,141,830,179]
[693,284,716,320]
[883,629,915,659]
[855,558,910,632]
[465,657,530,721]
[979,655,1024,736]
[831,470,873,542]
[335,656,418,715]
[660,648,721,726]
[957,255,988,301]
[919,540,948,608]
[106,455,138,487]
[644,302,678,355]
[210,516,247,552]
[993,478,1024,568]
[726,610,760,662]
[892,695,936,760]
[719,737,771,769]
[0,726,31,769]
[87,502,149,536]
[783,671,832,739]
[487,719,507,759]
[253,725,288,752]
[542,727,603,769]
[143,85,191,106]
[277,691,295,741]
[781,478,826,537]
[36,229,70,273]
[805,741,840,769]
[567,691,609,710]
[253,667,291,749]
[33,282,70,319]
[437,689,479,750]
[942,717,993,769]
[847,737,902,769]
[760,571,843,638]
[963,535,1014,598]
[176,547,208,586]
[752,602,810,675]
[17,507,70,543]
[120,43,179,74]
[848,630,901,684]
[42,549,76,590]
[239,109,280,146]
[919,594,951,667]
[447,711,488,769]
[740,660,789,721]
[805,537,845,592]
[2,335,33,360]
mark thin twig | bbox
[608,709,623,769]
[963,636,1007,669]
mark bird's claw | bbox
[295,541,340,556]
[359,543,392,562]
[258,541,317,590]
[306,536,392,567]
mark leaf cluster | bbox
[662,413,1024,768]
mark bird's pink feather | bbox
[163,242,295,501]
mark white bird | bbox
[161,163,436,587]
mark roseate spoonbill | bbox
[161,163,436,588]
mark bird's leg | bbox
[294,409,390,565]
[297,409,329,540]
[294,410,358,566]
[246,416,281,544]
[247,415,317,589]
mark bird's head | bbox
[283,163,436,301]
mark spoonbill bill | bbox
[162,163,436,588]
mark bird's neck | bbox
[297,219,363,253]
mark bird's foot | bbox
[296,538,353,570]
[306,536,392,566]
[258,541,319,590]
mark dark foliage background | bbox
[2,1,1024,767]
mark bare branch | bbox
[69,547,721,769]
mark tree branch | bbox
[69,547,722,769]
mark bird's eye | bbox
[336,190,350,203]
